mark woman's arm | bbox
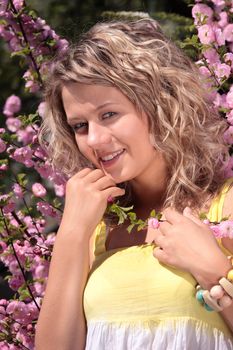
[35,168,125,350]
[219,185,233,332]
[35,230,90,350]
[153,207,233,332]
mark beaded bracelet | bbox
[195,256,233,312]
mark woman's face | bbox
[62,83,163,183]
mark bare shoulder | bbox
[223,183,233,219]
[222,184,233,254]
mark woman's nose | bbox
[87,122,112,148]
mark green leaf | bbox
[149,209,156,218]
[137,223,146,231]
[127,223,135,233]
[199,212,207,220]
[11,46,31,58]
[128,212,137,222]
[118,205,134,212]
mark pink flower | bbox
[218,220,233,238]
[3,201,16,214]
[218,11,228,28]
[223,24,233,42]
[211,0,225,6]
[8,274,24,291]
[17,125,36,145]
[37,101,47,118]
[35,162,53,179]
[224,53,233,69]
[3,95,21,117]
[37,201,57,217]
[0,241,7,254]
[13,0,24,11]
[192,4,213,25]
[34,262,49,279]
[226,88,233,109]
[203,48,220,64]
[32,183,47,197]
[148,218,160,229]
[215,27,225,46]
[198,24,215,45]
[12,146,34,167]
[198,66,210,78]
[226,110,233,125]
[13,184,23,199]
[6,117,21,132]
[0,138,6,153]
[210,224,222,238]
[54,183,65,197]
[214,63,231,81]
[223,126,233,144]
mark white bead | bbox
[210,285,224,300]
[219,295,232,308]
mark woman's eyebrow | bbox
[67,102,119,123]
[95,101,120,111]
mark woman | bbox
[35,19,233,349]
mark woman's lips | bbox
[99,149,125,168]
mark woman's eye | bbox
[71,122,88,133]
[102,112,116,119]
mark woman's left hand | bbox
[152,207,231,289]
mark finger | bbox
[159,221,172,235]
[103,186,125,200]
[152,231,165,248]
[84,168,106,183]
[75,167,92,178]
[183,207,203,227]
[163,207,184,225]
[153,246,169,264]
[94,176,116,191]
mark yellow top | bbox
[84,180,233,340]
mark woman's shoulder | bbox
[222,180,233,219]
[221,178,233,254]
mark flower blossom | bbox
[192,4,213,26]
[37,201,57,217]
[12,183,24,199]
[223,23,233,42]
[148,218,160,229]
[223,126,233,144]
[32,183,47,197]
[0,138,6,153]
[198,24,215,44]
[6,117,21,132]
[3,95,21,117]
[12,146,34,167]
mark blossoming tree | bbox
[0,0,232,349]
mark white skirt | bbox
[85,318,233,350]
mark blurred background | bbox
[0,0,193,298]
[0,0,193,118]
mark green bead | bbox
[196,290,204,303]
[204,303,214,312]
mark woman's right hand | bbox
[58,168,125,240]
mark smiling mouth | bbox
[99,149,125,167]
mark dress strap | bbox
[93,221,107,257]
[207,177,233,256]
[207,177,233,222]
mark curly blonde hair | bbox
[40,18,229,213]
